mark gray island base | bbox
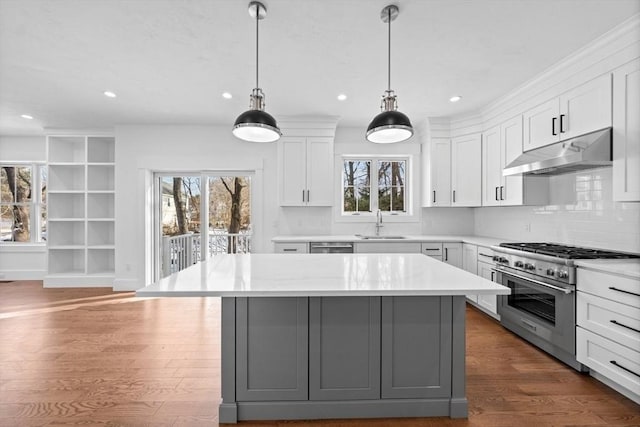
[219,295,468,423]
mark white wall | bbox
[474,168,640,253]
[114,125,278,290]
[0,135,47,280]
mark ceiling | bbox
[1,0,638,136]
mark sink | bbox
[355,234,406,240]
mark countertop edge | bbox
[136,289,511,298]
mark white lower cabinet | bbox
[442,243,462,268]
[477,260,498,319]
[463,244,478,304]
[355,242,422,254]
[576,267,640,403]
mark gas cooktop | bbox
[498,242,639,260]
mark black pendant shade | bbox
[233,108,281,143]
[366,110,413,144]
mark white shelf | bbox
[47,136,86,163]
[46,135,115,286]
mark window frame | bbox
[0,162,47,245]
[339,155,415,221]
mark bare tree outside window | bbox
[1,165,46,243]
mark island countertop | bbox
[136,253,510,297]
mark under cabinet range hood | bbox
[503,127,612,176]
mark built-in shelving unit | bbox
[45,136,115,287]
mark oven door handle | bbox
[492,268,574,294]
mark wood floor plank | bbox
[1,281,638,426]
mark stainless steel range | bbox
[491,242,638,372]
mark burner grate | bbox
[498,242,639,260]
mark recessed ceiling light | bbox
[337,94,347,101]
[103,91,117,98]
[449,95,462,103]
[222,92,233,99]
[21,114,33,120]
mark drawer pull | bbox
[609,287,640,298]
[610,320,640,334]
[610,360,640,378]
[423,248,440,251]
[283,248,298,252]
[520,318,537,331]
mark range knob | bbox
[546,269,555,276]
[499,257,509,265]
[493,256,500,262]
[557,270,569,279]
[524,263,536,271]
[514,261,524,268]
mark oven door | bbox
[496,268,576,355]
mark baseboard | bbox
[113,278,142,292]
[0,270,46,281]
[590,369,640,405]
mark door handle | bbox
[433,190,436,203]
[495,186,499,201]
[552,117,558,136]
[302,190,305,202]
[559,114,566,133]
[307,190,310,203]
[445,248,448,261]
[500,186,504,200]
[453,190,456,203]
[491,271,495,281]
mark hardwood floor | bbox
[0,281,638,426]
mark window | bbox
[342,158,408,215]
[0,164,47,243]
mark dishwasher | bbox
[309,242,354,254]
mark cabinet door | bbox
[236,297,308,401]
[443,243,462,268]
[354,242,422,253]
[306,137,333,206]
[560,73,612,140]
[482,125,502,206]
[430,138,451,206]
[278,137,307,206]
[451,134,482,207]
[309,297,381,400]
[477,262,498,317]
[523,98,560,151]
[381,296,452,398]
[501,115,524,205]
[613,59,640,202]
[462,244,478,275]
[273,242,309,254]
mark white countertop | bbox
[575,258,640,279]
[272,234,506,248]
[136,253,511,297]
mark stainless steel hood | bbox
[503,127,612,176]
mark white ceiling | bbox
[1,0,638,136]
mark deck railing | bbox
[162,232,251,277]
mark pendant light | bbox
[233,1,281,142]
[366,5,413,144]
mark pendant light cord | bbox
[255,4,259,89]
[387,7,391,91]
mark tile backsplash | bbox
[474,167,640,253]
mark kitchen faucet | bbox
[375,209,383,236]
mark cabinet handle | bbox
[495,187,499,201]
[500,186,504,200]
[283,248,298,252]
[423,248,440,251]
[609,287,640,298]
[610,319,640,334]
[445,248,448,261]
[491,271,495,281]
[610,360,640,378]
[302,190,305,202]
[307,190,310,203]
[559,114,566,133]
[478,253,493,258]
[433,190,436,203]
[453,190,456,203]
[552,117,557,136]
[520,318,538,331]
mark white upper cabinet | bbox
[482,115,548,207]
[481,125,502,207]
[523,73,612,151]
[451,133,482,207]
[422,138,452,207]
[278,136,333,206]
[523,98,560,151]
[613,59,640,202]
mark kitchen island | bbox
[137,253,510,423]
